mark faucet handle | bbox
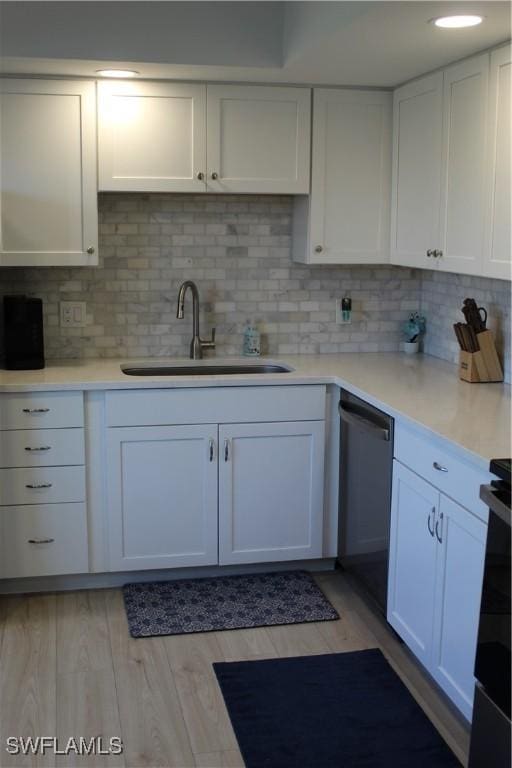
[201,327,216,351]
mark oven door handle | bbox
[339,403,390,442]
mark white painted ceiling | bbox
[0,1,510,87]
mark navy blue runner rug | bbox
[214,648,461,768]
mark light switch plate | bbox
[60,301,87,328]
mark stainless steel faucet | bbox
[176,280,216,359]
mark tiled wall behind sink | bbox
[0,194,421,359]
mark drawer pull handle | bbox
[209,438,215,462]
[25,483,52,489]
[22,408,50,414]
[224,439,230,462]
[433,461,448,473]
[28,538,55,545]
[24,446,51,452]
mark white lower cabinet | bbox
[387,462,438,668]
[218,421,325,565]
[388,460,486,720]
[431,494,487,717]
[105,411,326,571]
[0,503,88,578]
[106,425,218,571]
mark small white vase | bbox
[403,340,420,355]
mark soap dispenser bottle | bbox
[243,320,260,357]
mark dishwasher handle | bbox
[339,402,390,442]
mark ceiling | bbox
[0,1,510,87]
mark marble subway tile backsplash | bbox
[0,194,421,359]
[0,193,509,382]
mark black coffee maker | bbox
[3,295,45,370]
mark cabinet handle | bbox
[22,407,50,414]
[315,245,323,253]
[426,249,434,258]
[427,507,435,537]
[86,246,95,255]
[28,538,54,545]
[224,438,230,462]
[435,511,444,544]
[209,438,215,462]
[25,483,52,489]
[433,461,448,473]
[25,446,51,452]
[211,172,219,180]
[433,249,443,258]
[197,172,204,181]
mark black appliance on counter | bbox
[3,295,45,370]
[469,458,511,768]
[337,390,394,615]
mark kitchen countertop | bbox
[0,353,509,469]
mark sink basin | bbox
[121,362,293,376]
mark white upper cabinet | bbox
[438,54,489,276]
[391,48,510,280]
[390,73,443,269]
[293,88,392,264]
[98,82,310,194]
[206,85,311,194]
[483,45,511,280]
[98,81,207,192]
[0,79,98,267]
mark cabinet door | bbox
[390,73,443,268]
[432,495,486,720]
[0,79,98,267]
[309,89,392,264]
[218,421,324,565]
[387,461,438,668]
[206,85,311,194]
[98,81,207,192]
[438,55,489,275]
[483,45,511,280]
[106,425,218,570]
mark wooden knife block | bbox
[459,329,504,383]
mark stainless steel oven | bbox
[469,459,511,768]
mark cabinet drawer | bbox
[0,466,86,506]
[0,391,84,430]
[105,385,326,427]
[0,503,88,578]
[394,422,493,520]
[0,428,85,468]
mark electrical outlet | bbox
[60,301,87,328]
[335,298,351,325]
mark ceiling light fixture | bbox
[433,15,483,28]
[96,69,139,78]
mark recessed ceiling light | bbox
[96,69,139,78]
[433,15,483,29]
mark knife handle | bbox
[478,307,487,327]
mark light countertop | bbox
[0,353,509,469]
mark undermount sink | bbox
[120,361,294,376]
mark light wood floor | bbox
[0,571,470,768]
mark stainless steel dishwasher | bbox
[338,390,394,615]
